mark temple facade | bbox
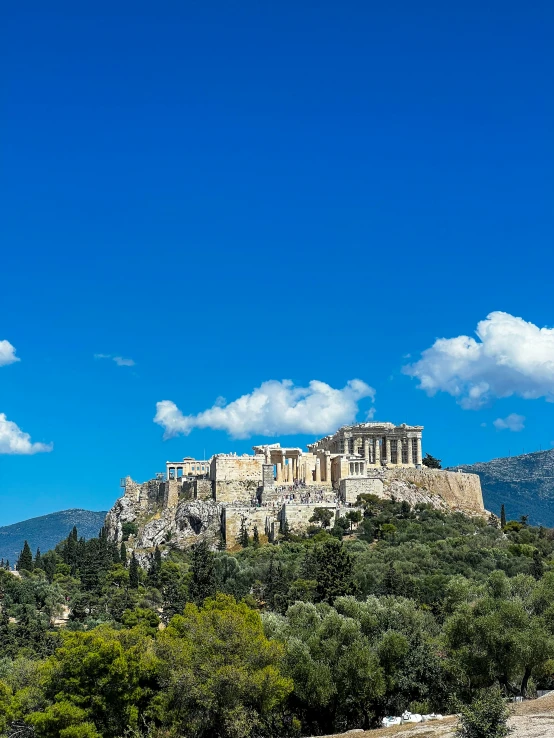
[164,422,424,494]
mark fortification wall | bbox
[340,478,384,504]
[212,455,265,482]
[281,503,338,534]
[382,468,484,512]
[215,479,261,504]
[223,506,279,546]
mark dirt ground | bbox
[315,692,554,738]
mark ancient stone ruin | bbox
[104,422,485,559]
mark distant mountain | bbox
[449,449,554,527]
[0,509,107,563]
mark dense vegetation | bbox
[1,497,554,737]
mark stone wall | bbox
[212,455,265,482]
[340,478,384,504]
[338,468,484,513]
[281,503,338,534]
[223,506,279,546]
[215,479,261,504]
[382,468,484,512]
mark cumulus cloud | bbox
[403,311,554,409]
[0,413,53,455]
[493,413,525,432]
[0,340,19,367]
[155,378,375,440]
[94,353,135,367]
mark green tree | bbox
[345,510,362,531]
[154,594,293,738]
[128,553,140,589]
[17,541,34,572]
[456,687,510,738]
[500,504,507,529]
[120,541,127,566]
[28,626,153,738]
[189,540,217,605]
[252,525,260,548]
[310,507,334,529]
[422,453,442,469]
[237,517,249,548]
[313,538,357,603]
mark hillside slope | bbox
[0,509,107,562]
[450,449,554,526]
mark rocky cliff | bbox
[104,477,222,564]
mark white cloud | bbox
[94,353,135,367]
[493,414,525,432]
[0,340,19,367]
[155,378,375,440]
[403,311,554,409]
[0,413,53,455]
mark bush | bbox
[456,687,511,738]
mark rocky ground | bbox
[313,693,554,738]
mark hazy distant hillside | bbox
[0,509,107,563]
[450,449,554,527]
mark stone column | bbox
[325,453,331,483]
[385,438,391,465]
[315,458,321,482]
[374,438,381,466]
[416,437,422,466]
[276,463,282,482]
[407,437,413,465]
[364,439,370,465]
[396,440,402,466]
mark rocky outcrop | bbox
[104,477,223,564]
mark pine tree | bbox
[17,541,33,572]
[120,542,127,566]
[34,548,42,570]
[129,553,140,588]
[253,525,260,548]
[500,504,507,529]
[189,540,216,605]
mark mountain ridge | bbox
[449,448,554,526]
[0,508,107,563]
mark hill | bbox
[0,509,107,563]
[450,448,554,527]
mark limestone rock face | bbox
[104,477,223,564]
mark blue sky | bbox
[1,0,553,524]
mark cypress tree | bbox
[34,548,42,570]
[42,551,56,582]
[314,538,357,603]
[253,525,260,548]
[189,540,216,605]
[237,518,249,548]
[500,504,507,529]
[148,545,162,585]
[129,553,140,588]
[532,549,544,581]
[17,541,33,572]
[120,541,127,566]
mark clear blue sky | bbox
[1,1,553,524]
